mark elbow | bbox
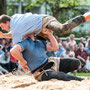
[55,45,59,51]
[10,48,17,58]
[53,44,59,51]
[10,44,21,58]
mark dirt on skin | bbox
[0,72,90,90]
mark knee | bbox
[74,59,81,69]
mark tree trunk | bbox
[0,0,6,15]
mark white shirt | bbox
[85,60,90,70]
[61,51,75,58]
[69,40,76,46]
[10,13,43,44]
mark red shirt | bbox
[75,48,89,61]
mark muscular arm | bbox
[42,29,59,51]
[10,44,30,72]
[0,32,12,39]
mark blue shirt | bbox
[57,48,65,57]
[18,38,48,72]
[10,13,43,44]
[85,48,90,55]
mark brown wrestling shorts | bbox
[42,15,57,29]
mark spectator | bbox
[61,48,74,58]
[2,43,10,53]
[62,41,68,51]
[74,44,79,53]
[85,38,90,56]
[69,34,76,46]
[84,36,89,46]
[79,37,86,47]
[68,44,75,57]
[66,37,71,47]
[84,56,90,71]
[57,38,62,44]
[57,43,64,57]
[1,39,6,47]
[0,45,10,72]
[75,43,89,72]
[0,65,8,75]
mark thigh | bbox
[41,70,83,81]
[41,70,66,81]
[59,58,81,73]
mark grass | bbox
[71,73,90,77]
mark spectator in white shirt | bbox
[61,48,75,58]
[69,34,76,46]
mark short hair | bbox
[58,43,62,47]
[70,34,75,38]
[0,14,11,23]
[66,48,71,51]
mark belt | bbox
[32,60,48,74]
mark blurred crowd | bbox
[47,34,90,76]
[0,39,22,75]
[0,34,90,76]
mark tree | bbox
[0,0,7,32]
[0,0,6,15]
[25,0,82,18]
[25,0,90,37]
[6,0,90,37]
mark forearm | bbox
[10,45,27,65]
[2,33,12,39]
[10,45,30,72]
[77,55,85,62]
[48,34,58,48]
[47,33,59,51]
[11,50,26,63]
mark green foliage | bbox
[56,30,90,38]
[25,0,44,10]
[6,0,90,37]
[71,73,90,77]
[25,0,82,17]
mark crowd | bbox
[47,34,90,75]
[0,34,90,76]
[0,38,22,75]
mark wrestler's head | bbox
[0,15,11,31]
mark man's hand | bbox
[23,34,30,40]
[38,28,53,40]
[0,32,3,38]
[19,60,30,72]
[38,32,49,40]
